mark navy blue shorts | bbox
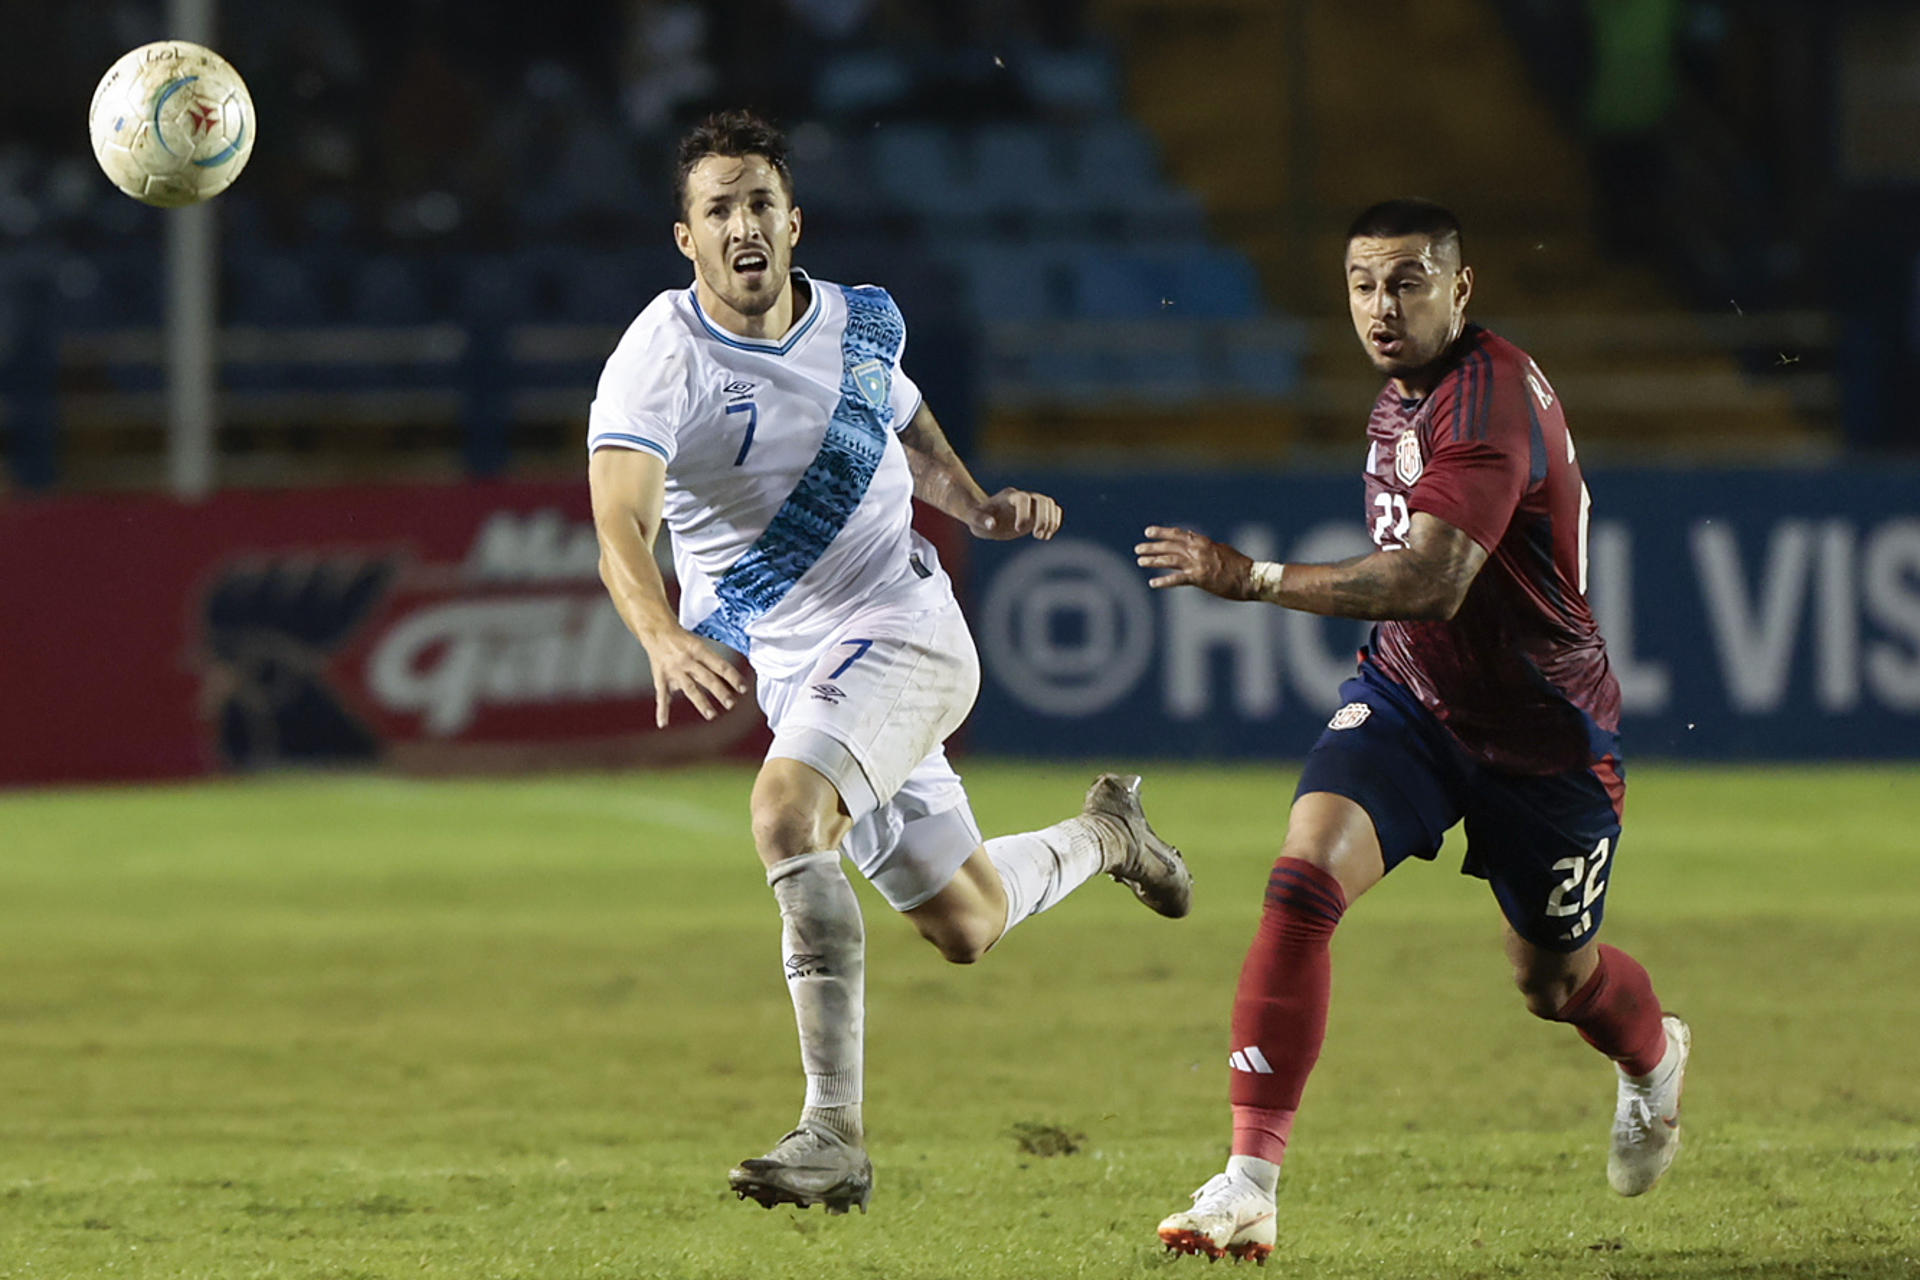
[1296,662,1626,953]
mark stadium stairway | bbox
[1092,0,1831,461]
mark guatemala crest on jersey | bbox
[1395,427,1424,485]
[850,358,890,410]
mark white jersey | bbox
[588,270,952,678]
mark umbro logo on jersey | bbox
[723,379,757,401]
[1229,1046,1274,1074]
[810,682,847,704]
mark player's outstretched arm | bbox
[588,448,747,727]
[898,402,1061,541]
[1135,512,1489,621]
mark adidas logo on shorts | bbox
[1329,702,1371,730]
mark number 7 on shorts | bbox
[829,638,873,680]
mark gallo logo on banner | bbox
[204,506,764,774]
[0,484,766,785]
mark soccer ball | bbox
[88,41,255,208]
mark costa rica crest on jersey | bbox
[1394,427,1424,485]
[850,359,890,409]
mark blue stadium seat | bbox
[814,51,913,117]
[457,254,534,323]
[1070,120,1206,236]
[1070,248,1170,319]
[558,251,667,324]
[228,253,328,325]
[518,125,646,230]
[1223,331,1303,397]
[349,256,433,324]
[49,252,160,328]
[870,125,986,224]
[1127,342,1209,401]
[951,243,1065,322]
[1071,247,1263,320]
[1072,121,1162,205]
[971,124,1070,218]
[1037,336,1207,403]
[786,131,869,222]
[1169,248,1263,318]
[1017,48,1121,116]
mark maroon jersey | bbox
[1361,324,1620,774]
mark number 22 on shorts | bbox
[1546,837,1612,942]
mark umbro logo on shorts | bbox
[1329,702,1371,730]
[723,379,757,401]
[810,682,847,704]
[1229,1046,1274,1074]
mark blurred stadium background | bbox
[2,3,1919,1277]
[3,0,1917,779]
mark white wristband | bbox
[1248,560,1287,598]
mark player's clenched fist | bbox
[971,487,1062,541]
[1135,525,1255,598]
[641,623,749,727]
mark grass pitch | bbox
[0,762,1915,1279]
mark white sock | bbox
[768,851,864,1142]
[1227,1154,1280,1197]
[1626,1028,1681,1089]
[984,815,1116,940]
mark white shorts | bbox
[760,595,983,911]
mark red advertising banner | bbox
[0,482,962,787]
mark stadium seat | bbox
[48,252,160,328]
[951,243,1066,323]
[456,254,533,324]
[814,51,913,118]
[1169,247,1263,318]
[1017,47,1121,117]
[1072,121,1163,206]
[228,253,329,326]
[870,125,986,224]
[349,256,433,325]
[1221,326,1305,397]
[558,252,666,324]
[1061,121,1204,237]
[1070,248,1173,319]
[1069,245,1264,321]
[971,124,1072,219]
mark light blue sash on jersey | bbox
[693,286,903,653]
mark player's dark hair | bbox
[1346,198,1466,264]
[674,110,795,218]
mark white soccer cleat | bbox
[1084,773,1193,918]
[1608,1014,1691,1196]
[1157,1172,1277,1264]
[728,1125,874,1215]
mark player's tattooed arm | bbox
[898,402,1062,540]
[588,448,747,726]
[1135,513,1489,620]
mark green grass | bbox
[1,762,1916,1279]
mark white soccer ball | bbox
[88,41,256,208]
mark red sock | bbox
[1554,943,1668,1077]
[1228,858,1347,1164]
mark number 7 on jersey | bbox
[726,401,758,466]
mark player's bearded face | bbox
[677,154,801,320]
[1345,235,1473,387]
